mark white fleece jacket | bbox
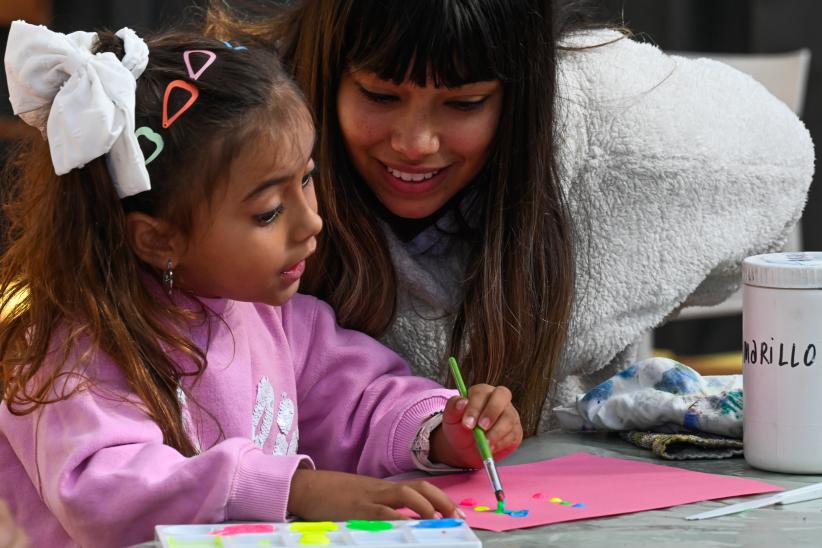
[377,30,815,430]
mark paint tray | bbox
[155,519,482,547]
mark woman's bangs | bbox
[344,0,512,87]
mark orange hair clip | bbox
[162,79,199,129]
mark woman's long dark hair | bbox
[0,30,308,455]
[207,0,597,434]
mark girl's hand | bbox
[287,469,461,521]
[0,500,28,548]
[430,384,523,469]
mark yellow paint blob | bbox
[289,522,338,533]
[290,522,338,544]
[549,498,563,503]
[298,532,331,545]
[474,505,491,512]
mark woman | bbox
[207,0,814,434]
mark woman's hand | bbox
[0,501,28,548]
[430,384,523,468]
[287,469,461,521]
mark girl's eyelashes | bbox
[256,166,316,225]
[357,85,398,104]
[301,165,318,188]
[448,98,488,111]
[357,83,488,111]
[255,204,284,226]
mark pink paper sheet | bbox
[425,452,782,532]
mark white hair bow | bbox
[4,20,151,198]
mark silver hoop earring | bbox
[162,259,174,297]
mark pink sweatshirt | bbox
[0,294,454,547]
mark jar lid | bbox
[743,252,822,289]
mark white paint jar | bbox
[743,252,822,473]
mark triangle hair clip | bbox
[162,79,199,129]
[183,50,216,81]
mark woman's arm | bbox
[553,29,813,397]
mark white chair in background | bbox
[636,48,812,361]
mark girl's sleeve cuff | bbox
[390,389,459,473]
[226,448,315,522]
[411,411,466,473]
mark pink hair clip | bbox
[183,50,216,81]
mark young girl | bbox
[207,0,814,433]
[0,22,523,548]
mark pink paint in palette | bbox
[425,452,782,532]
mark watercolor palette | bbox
[155,519,481,547]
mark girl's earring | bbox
[163,259,174,297]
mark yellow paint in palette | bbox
[299,532,331,545]
[290,522,338,545]
[290,522,339,533]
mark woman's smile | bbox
[380,161,452,195]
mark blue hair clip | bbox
[223,41,247,51]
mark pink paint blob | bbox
[531,492,544,500]
[459,498,479,507]
[210,524,275,536]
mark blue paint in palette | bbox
[413,519,463,528]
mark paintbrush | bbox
[448,356,507,512]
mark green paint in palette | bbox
[345,520,394,532]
